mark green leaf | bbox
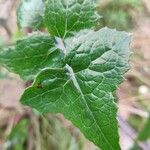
[21,28,131,150]
[0,34,64,80]
[17,0,45,30]
[138,114,150,141]
[44,0,100,38]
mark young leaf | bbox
[17,0,45,30]
[21,28,131,150]
[44,0,100,38]
[0,35,64,79]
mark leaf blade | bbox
[17,0,45,30]
[21,28,131,150]
[0,34,64,79]
[44,0,100,38]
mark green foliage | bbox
[128,114,144,131]
[4,115,83,150]
[17,0,45,30]
[0,34,64,80]
[11,28,25,42]
[0,0,131,149]
[128,114,150,149]
[0,67,9,79]
[0,36,4,48]
[6,119,29,150]
[20,28,131,150]
[41,115,84,150]
[130,143,141,150]
[97,0,143,30]
[44,0,100,38]
[138,114,150,141]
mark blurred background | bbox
[0,0,150,150]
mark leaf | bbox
[138,114,150,141]
[0,34,64,79]
[17,0,45,30]
[44,0,100,38]
[21,28,131,150]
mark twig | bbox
[30,113,41,150]
[27,125,34,150]
[142,0,150,13]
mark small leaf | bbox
[0,34,64,79]
[44,0,100,38]
[17,0,45,30]
[21,28,131,150]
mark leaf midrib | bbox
[66,64,115,150]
